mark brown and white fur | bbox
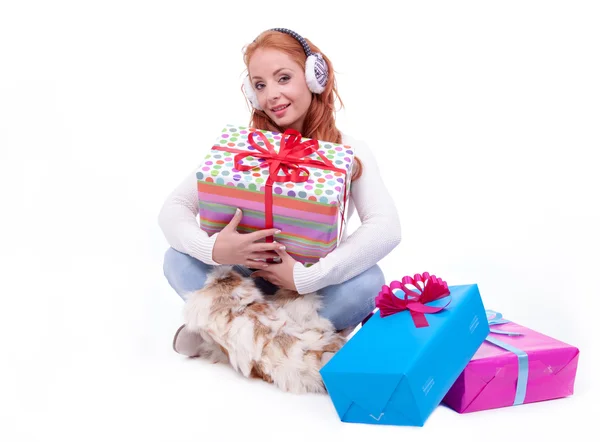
[182,266,346,394]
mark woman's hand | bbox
[212,209,282,269]
[251,245,298,291]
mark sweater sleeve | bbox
[293,136,402,294]
[157,166,220,265]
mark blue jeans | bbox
[162,247,384,331]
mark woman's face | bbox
[248,48,312,132]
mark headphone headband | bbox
[268,28,313,58]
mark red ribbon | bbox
[374,272,451,327]
[212,128,350,246]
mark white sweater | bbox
[158,132,402,294]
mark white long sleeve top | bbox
[158,131,402,294]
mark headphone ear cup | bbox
[305,53,328,94]
[243,76,263,111]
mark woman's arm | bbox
[293,136,401,294]
[158,167,220,265]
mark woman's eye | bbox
[254,83,264,90]
[279,76,290,82]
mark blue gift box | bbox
[319,283,490,426]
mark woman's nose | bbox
[267,85,281,101]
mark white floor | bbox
[0,245,596,442]
[1,2,599,441]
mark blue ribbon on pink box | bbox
[484,310,528,405]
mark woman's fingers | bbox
[245,228,281,243]
[245,260,269,269]
[247,252,279,261]
[250,241,286,252]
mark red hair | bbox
[242,30,363,181]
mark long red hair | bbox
[242,30,363,181]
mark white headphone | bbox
[243,28,329,111]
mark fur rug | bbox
[182,266,346,394]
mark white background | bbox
[1,1,598,441]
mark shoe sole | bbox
[172,324,187,354]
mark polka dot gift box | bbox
[196,124,355,265]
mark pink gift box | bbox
[442,310,579,413]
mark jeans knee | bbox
[162,248,210,298]
[319,265,385,330]
[364,264,386,288]
[163,248,185,281]
[357,265,386,307]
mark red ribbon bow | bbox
[234,129,333,185]
[374,272,451,327]
[212,128,350,244]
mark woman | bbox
[159,28,401,356]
